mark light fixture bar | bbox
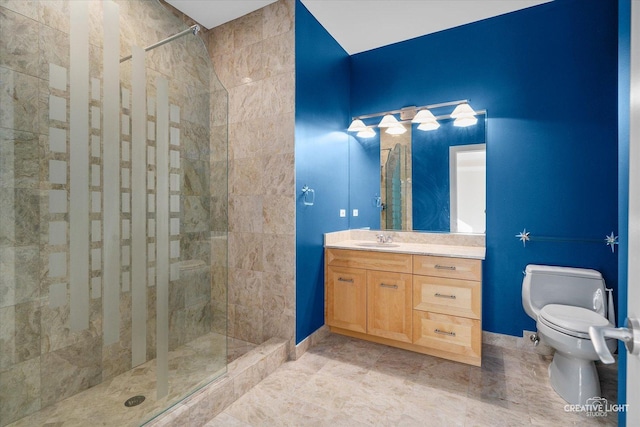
[358,109,486,126]
[352,99,469,121]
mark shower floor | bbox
[8,333,256,427]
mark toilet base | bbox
[549,351,601,405]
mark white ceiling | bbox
[167,0,552,54]
[165,0,278,29]
[300,0,552,54]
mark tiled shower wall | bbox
[207,0,296,352]
[0,1,225,425]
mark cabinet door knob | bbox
[380,283,398,289]
[338,277,354,283]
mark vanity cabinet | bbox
[325,248,482,366]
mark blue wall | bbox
[617,0,630,424]
[295,1,351,343]
[350,0,619,336]
[349,134,381,229]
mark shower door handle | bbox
[588,317,640,364]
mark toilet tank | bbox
[522,264,606,320]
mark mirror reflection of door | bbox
[449,144,486,233]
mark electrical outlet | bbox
[339,209,346,217]
[353,209,359,217]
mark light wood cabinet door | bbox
[326,266,367,333]
[367,270,413,343]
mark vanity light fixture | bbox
[357,127,376,138]
[348,99,481,138]
[378,114,399,128]
[347,119,368,132]
[412,109,440,131]
[453,116,478,127]
[451,102,478,127]
[417,121,440,131]
[385,123,407,135]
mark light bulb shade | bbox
[378,114,399,128]
[385,123,407,135]
[453,116,478,127]
[356,127,376,138]
[417,121,440,131]
[411,109,437,123]
[450,102,476,119]
[347,119,367,132]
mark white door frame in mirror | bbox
[449,144,486,234]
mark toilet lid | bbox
[539,304,610,335]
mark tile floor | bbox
[207,333,618,426]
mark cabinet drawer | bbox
[412,311,481,360]
[326,266,367,333]
[327,248,412,273]
[413,275,481,319]
[413,255,481,281]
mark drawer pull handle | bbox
[434,329,456,337]
[380,283,398,289]
[435,264,457,271]
[338,277,354,283]
[434,293,456,299]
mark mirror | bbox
[349,113,486,234]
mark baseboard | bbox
[482,330,554,356]
[294,325,330,360]
[295,327,553,361]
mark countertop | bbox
[325,239,485,260]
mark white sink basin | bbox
[355,242,401,248]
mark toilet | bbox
[521,264,616,405]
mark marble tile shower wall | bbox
[0,1,224,425]
[207,0,296,352]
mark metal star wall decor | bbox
[516,229,530,247]
[605,232,618,253]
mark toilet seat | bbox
[539,304,610,339]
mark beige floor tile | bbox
[318,357,371,383]
[296,372,360,413]
[204,412,251,426]
[465,397,529,427]
[401,386,469,426]
[211,334,620,427]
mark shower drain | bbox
[124,395,146,407]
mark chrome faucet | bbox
[376,234,393,244]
